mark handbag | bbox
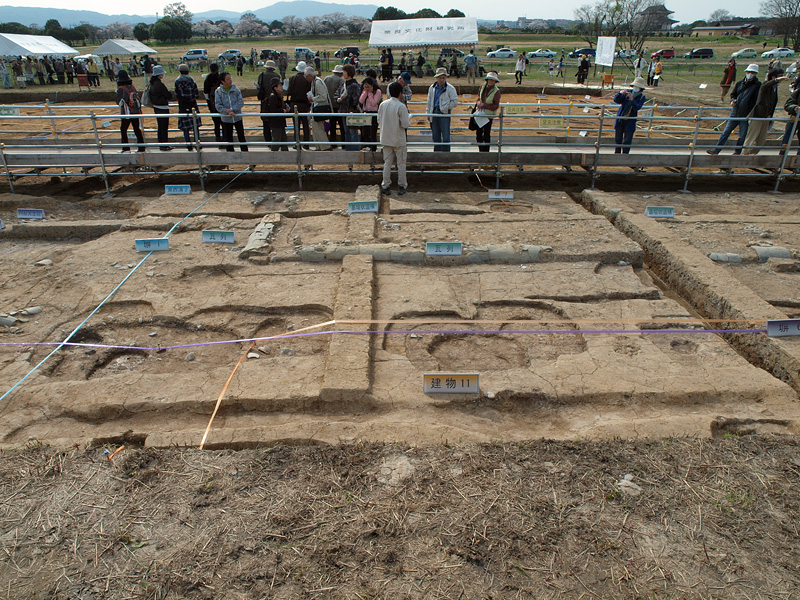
[312,104,332,122]
[141,84,152,108]
[468,105,478,131]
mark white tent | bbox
[0,33,78,57]
[369,17,478,48]
[93,39,158,56]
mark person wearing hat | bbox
[257,60,281,145]
[426,67,459,151]
[288,61,312,148]
[707,63,761,155]
[612,76,647,154]
[215,71,248,152]
[576,54,590,85]
[378,81,411,195]
[204,63,224,149]
[325,64,345,147]
[149,64,173,151]
[265,78,291,151]
[743,67,790,154]
[473,71,502,152]
[115,70,145,152]
[174,63,200,151]
[396,71,412,105]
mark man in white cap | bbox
[426,67,459,151]
[288,61,311,148]
[612,76,647,154]
[707,63,761,155]
[325,65,345,147]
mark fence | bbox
[2,99,800,194]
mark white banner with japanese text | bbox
[368,17,478,48]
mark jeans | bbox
[431,109,451,152]
[779,117,800,155]
[614,128,635,154]
[713,115,749,154]
[344,125,360,151]
[1,72,11,88]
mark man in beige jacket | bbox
[377,81,410,195]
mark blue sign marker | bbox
[347,201,379,214]
[135,238,170,252]
[201,230,235,243]
[0,219,4,230]
[645,206,675,218]
[16,208,45,220]
[426,242,462,256]
[165,184,192,195]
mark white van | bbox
[294,47,314,60]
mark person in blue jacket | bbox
[612,76,647,154]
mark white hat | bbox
[304,66,316,77]
[435,67,448,77]
[484,72,500,82]
[295,61,306,72]
[746,63,759,73]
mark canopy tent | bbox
[93,39,158,56]
[368,17,478,48]
[0,33,78,57]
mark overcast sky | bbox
[21,0,762,26]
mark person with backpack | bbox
[174,64,200,151]
[149,65,173,151]
[307,67,332,150]
[204,63,224,149]
[257,60,281,145]
[115,70,145,152]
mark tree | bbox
[234,13,264,37]
[348,16,371,35]
[268,19,284,33]
[574,0,623,46]
[322,12,348,31]
[445,9,466,17]
[709,9,732,23]
[372,6,408,20]
[761,0,800,49]
[215,20,234,37]
[0,22,33,34]
[44,19,62,38]
[410,8,442,18]
[102,21,133,39]
[151,16,191,42]
[282,15,302,35]
[134,22,151,41]
[163,2,192,24]
[304,15,327,34]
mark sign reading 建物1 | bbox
[645,206,675,218]
[135,238,170,252]
[17,208,45,220]
[201,230,235,243]
[766,319,800,337]
[347,200,379,214]
[164,184,191,195]
[488,189,514,200]
[426,242,462,256]
[423,373,480,394]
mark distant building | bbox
[495,17,556,30]
[636,4,678,32]
[690,19,773,37]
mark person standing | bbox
[11,60,25,89]
[174,63,200,151]
[633,53,647,79]
[324,65,345,147]
[66,58,74,84]
[612,76,647,154]
[215,71,248,152]
[474,72,501,152]
[450,52,459,78]
[576,55,590,85]
[142,55,153,79]
[115,70,145,152]
[548,58,555,77]
[336,63,361,151]
[277,52,288,80]
[257,60,281,145]
[379,49,390,82]
[378,81,410,195]
[515,55,525,84]
[266,79,290,150]
[720,58,737,101]
[149,64,172,151]
[426,67,458,152]
[387,48,395,79]
[647,57,657,86]
[707,63,761,155]
[87,58,100,87]
[416,52,425,78]
[204,62,224,149]
[652,56,663,87]
[236,55,245,77]
[54,56,64,84]
[359,76,381,151]
[465,49,477,84]
[0,59,10,89]
[743,68,789,155]
[779,78,800,155]
[288,61,312,148]
[396,71,412,105]
[307,66,332,150]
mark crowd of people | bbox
[0,54,161,89]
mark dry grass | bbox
[0,435,798,599]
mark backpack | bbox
[119,85,141,115]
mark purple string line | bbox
[0,328,767,353]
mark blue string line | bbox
[0,172,245,404]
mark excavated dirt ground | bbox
[1,176,800,598]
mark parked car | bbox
[440,48,465,57]
[569,48,596,59]
[260,49,279,60]
[486,48,517,59]
[218,49,242,64]
[294,47,315,60]
[685,48,714,59]
[731,48,757,59]
[334,46,360,58]
[527,48,557,59]
[650,48,675,59]
[616,48,637,58]
[762,47,795,58]
[181,49,208,62]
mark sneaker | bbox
[398,186,407,195]
[380,186,391,195]
[706,149,719,155]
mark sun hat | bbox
[178,63,189,74]
[304,66,316,77]
[746,63,759,73]
[295,61,306,72]
[399,71,412,82]
[152,65,165,77]
[435,67,448,77]
[631,76,647,88]
[265,60,276,69]
[484,72,500,82]
[332,65,344,74]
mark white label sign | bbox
[165,184,191,195]
[348,200,379,214]
[645,206,675,218]
[17,209,45,219]
[426,242,462,256]
[424,373,480,394]
[135,238,170,252]
[767,319,800,337]
[488,189,514,200]
[201,230,235,243]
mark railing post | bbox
[681,106,703,193]
[89,111,111,197]
[773,112,800,193]
[495,106,505,189]
[294,108,303,190]
[591,106,605,190]
[0,143,15,194]
[566,97,572,134]
[191,110,205,191]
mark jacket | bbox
[784,85,800,116]
[426,81,458,115]
[613,90,646,131]
[478,83,501,117]
[749,78,781,119]
[215,84,244,123]
[324,74,343,109]
[265,91,289,127]
[360,88,382,112]
[203,72,221,111]
[149,78,172,109]
[378,96,410,147]
[287,73,311,107]
[310,76,331,107]
[730,76,761,117]
[338,78,361,113]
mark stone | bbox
[280,348,295,356]
[149,332,157,337]
[753,246,792,262]
[185,353,196,361]
[247,352,260,359]
[0,316,17,327]
[708,252,742,263]
[257,346,271,355]
[617,474,642,496]
[35,259,53,266]
[22,307,42,315]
